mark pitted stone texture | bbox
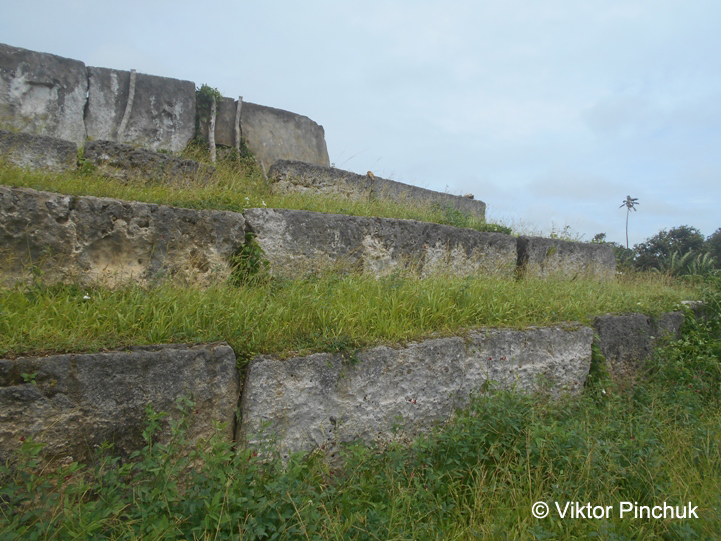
[270,160,487,220]
[0,43,87,144]
[0,343,239,464]
[517,236,616,280]
[241,102,329,172]
[85,67,196,153]
[0,130,77,171]
[240,326,593,459]
[83,140,214,183]
[593,311,685,378]
[243,208,516,278]
[198,96,239,148]
[0,186,246,287]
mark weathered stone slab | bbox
[0,343,239,464]
[243,208,516,278]
[85,67,196,153]
[197,96,238,148]
[241,102,329,172]
[0,130,77,171]
[83,140,214,183]
[240,326,593,460]
[593,311,685,378]
[0,43,87,144]
[0,186,246,287]
[270,160,487,220]
[517,236,616,280]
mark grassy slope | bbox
[1,158,719,539]
[0,160,701,360]
[3,309,721,539]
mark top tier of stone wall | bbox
[0,43,87,145]
[0,42,330,166]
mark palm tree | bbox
[619,195,639,249]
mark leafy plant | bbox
[21,372,38,385]
[229,232,269,285]
[195,84,223,124]
[194,84,224,147]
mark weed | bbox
[229,232,269,286]
[20,372,37,385]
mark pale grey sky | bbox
[3,0,720,246]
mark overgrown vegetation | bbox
[2,278,719,540]
[0,271,697,361]
[194,83,224,142]
[0,153,507,234]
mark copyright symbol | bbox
[532,501,549,519]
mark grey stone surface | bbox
[593,311,685,378]
[85,67,196,153]
[0,343,239,464]
[83,140,214,183]
[0,186,246,287]
[517,236,616,280]
[681,300,706,320]
[0,43,87,144]
[243,208,517,278]
[0,130,77,171]
[241,102,330,172]
[270,160,487,220]
[198,96,238,148]
[239,326,593,459]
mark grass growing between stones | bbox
[2,287,720,540]
[0,271,698,360]
[0,158,508,233]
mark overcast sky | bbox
[3,0,720,246]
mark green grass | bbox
[2,299,720,540]
[1,155,719,539]
[0,154,509,233]
[0,271,698,361]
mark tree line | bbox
[592,226,721,276]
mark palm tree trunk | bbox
[625,210,629,249]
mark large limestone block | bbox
[0,130,77,171]
[517,236,616,280]
[241,102,329,172]
[0,43,87,144]
[240,326,593,459]
[243,208,516,278]
[269,160,487,220]
[197,96,239,148]
[0,343,239,464]
[0,186,246,287]
[85,67,196,153]
[83,139,214,182]
[593,311,685,378]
